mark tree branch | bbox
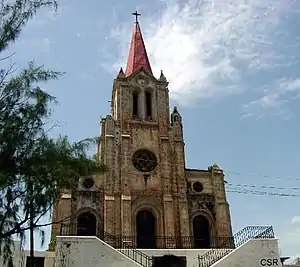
[0,52,15,61]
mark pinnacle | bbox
[125,22,152,77]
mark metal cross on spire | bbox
[132,11,141,23]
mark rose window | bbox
[132,149,157,172]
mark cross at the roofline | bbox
[132,11,141,23]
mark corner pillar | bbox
[121,195,132,246]
[178,198,191,248]
[162,195,176,248]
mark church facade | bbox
[50,18,233,250]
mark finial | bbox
[132,11,141,23]
[159,70,167,82]
[212,163,221,169]
[117,67,125,79]
[171,106,182,125]
[210,163,223,173]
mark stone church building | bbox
[50,16,233,251]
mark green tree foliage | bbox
[0,0,106,265]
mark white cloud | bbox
[292,216,300,225]
[243,78,300,119]
[278,216,300,259]
[107,0,299,106]
[279,230,300,255]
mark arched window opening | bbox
[132,92,139,118]
[193,215,211,248]
[77,212,97,236]
[145,92,152,119]
[136,210,156,248]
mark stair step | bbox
[198,226,275,267]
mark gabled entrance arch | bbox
[193,215,211,248]
[77,212,97,236]
[136,210,156,248]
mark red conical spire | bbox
[125,12,152,77]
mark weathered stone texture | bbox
[50,68,232,249]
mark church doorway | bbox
[136,210,156,248]
[77,212,97,236]
[193,215,211,248]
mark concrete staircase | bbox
[198,226,275,267]
[98,231,152,267]
[59,224,152,267]
[57,224,275,267]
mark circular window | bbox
[82,177,95,189]
[132,149,157,172]
[193,182,203,193]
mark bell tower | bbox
[110,17,170,135]
[98,12,191,246]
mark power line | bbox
[227,188,300,198]
[98,167,300,198]
[227,183,300,191]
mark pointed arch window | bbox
[145,91,152,120]
[132,91,139,118]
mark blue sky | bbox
[4,0,300,260]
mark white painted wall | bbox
[0,241,56,267]
[44,251,56,267]
[55,236,143,267]
[0,241,24,267]
[210,239,282,267]
[56,237,213,267]
[55,237,282,267]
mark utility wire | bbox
[227,183,300,191]
[97,167,300,198]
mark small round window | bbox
[193,182,203,193]
[82,177,95,189]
